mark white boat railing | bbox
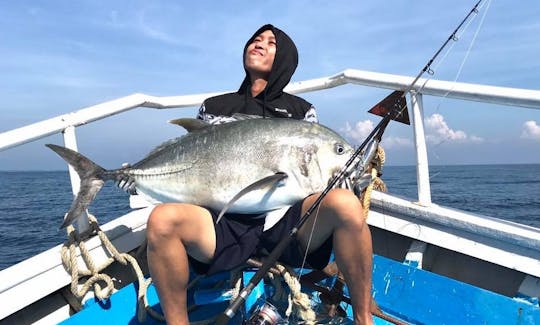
[2,68,540,208]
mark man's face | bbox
[244,29,276,78]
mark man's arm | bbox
[197,102,239,125]
[304,105,318,123]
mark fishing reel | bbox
[246,301,283,324]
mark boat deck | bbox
[58,255,540,324]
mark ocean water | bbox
[0,164,539,271]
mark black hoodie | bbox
[197,24,317,124]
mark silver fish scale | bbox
[123,118,354,213]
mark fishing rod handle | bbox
[217,231,297,323]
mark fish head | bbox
[285,123,354,193]
[311,128,355,184]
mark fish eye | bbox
[335,143,346,155]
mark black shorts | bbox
[188,199,334,275]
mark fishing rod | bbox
[216,1,483,323]
[216,90,404,325]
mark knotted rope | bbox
[61,214,162,322]
[273,263,317,323]
[360,146,387,220]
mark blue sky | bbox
[1,0,540,170]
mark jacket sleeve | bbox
[303,105,319,123]
[197,101,239,125]
[196,102,207,121]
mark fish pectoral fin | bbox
[215,172,288,224]
[168,118,210,132]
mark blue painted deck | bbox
[60,255,540,324]
[371,256,540,324]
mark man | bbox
[146,24,373,325]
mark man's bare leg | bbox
[146,204,216,325]
[298,189,373,325]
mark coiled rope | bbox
[273,263,317,323]
[360,146,388,220]
[61,214,162,322]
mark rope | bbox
[61,214,164,323]
[360,146,387,220]
[274,263,317,323]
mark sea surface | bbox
[1,164,539,271]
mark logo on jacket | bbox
[274,107,292,117]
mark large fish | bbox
[47,118,355,228]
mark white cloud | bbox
[425,114,466,141]
[424,114,483,144]
[136,9,180,45]
[469,135,484,144]
[521,120,540,141]
[382,136,414,148]
[342,120,374,144]
[341,120,413,149]
[342,114,485,150]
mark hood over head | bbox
[200,24,312,121]
[238,24,298,101]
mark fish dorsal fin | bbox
[230,113,263,120]
[168,118,210,132]
[216,172,288,224]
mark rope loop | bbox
[358,145,387,220]
[272,263,317,323]
[61,214,164,323]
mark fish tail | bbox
[46,144,109,229]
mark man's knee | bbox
[147,204,186,241]
[147,203,214,247]
[322,189,364,224]
[323,188,362,210]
